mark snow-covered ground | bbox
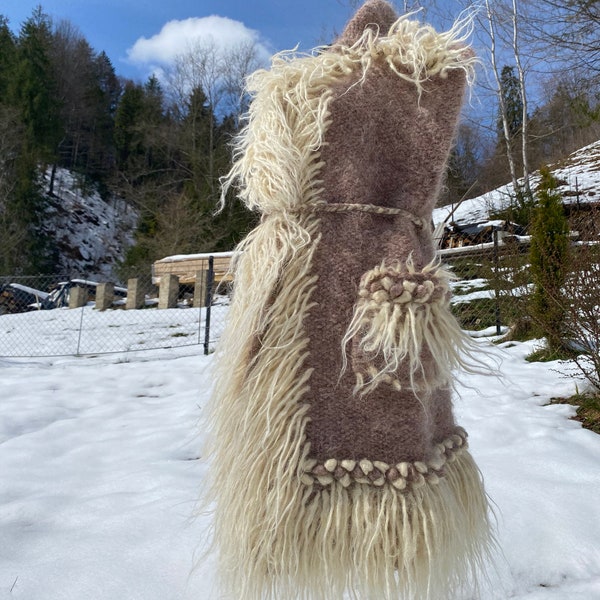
[1,313,600,599]
[0,304,228,357]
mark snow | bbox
[1,308,600,599]
[156,251,235,264]
[5,283,49,299]
[0,305,228,357]
[451,288,496,303]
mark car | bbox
[47,279,128,308]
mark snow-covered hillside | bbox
[433,139,600,227]
[41,168,138,280]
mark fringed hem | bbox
[214,449,494,600]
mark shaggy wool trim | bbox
[203,211,322,600]
[334,9,478,95]
[219,12,478,216]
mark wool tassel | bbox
[341,257,483,396]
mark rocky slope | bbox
[41,168,138,280]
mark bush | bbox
[560,242,600,390]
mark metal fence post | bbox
[76,302,85,356]
[493,228,502,335]
[203,256,215,355]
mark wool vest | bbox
[205,2,494,598]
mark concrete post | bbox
[126,278,146,310]
[158,274,179,309]
[69,286,88,309]
[95,282,114,310]
[193,270,207,308]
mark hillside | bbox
[433,138,600,227]
[39,139,600,280]
[40,168,138,280]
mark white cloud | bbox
[127,15,271,68]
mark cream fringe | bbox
[205,11,491,600]
[336,9,478,94]
[209,449,493,600]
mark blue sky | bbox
[1,0,365,81]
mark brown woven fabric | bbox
[303,0,468,464]
[336,0,398,47]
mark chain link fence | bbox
[1,243,531,359]
[0,257,229,358]
[444,230,532,337]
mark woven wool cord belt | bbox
[270,201,431,230]
[310,201,429,229]
[204,2,495,599]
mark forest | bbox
[0,7,259,276]
[0,1,598,275]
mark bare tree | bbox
[483,0,520,193]
[523,0,599,82]
[510,0,532,197]
[393,0,600,218]
[220,40,262,121]
[561,238,600,391]
[164,38,261,199]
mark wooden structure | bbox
[151,252,234,287]
[438,220,527,250]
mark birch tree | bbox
[484,0,520,194]
[510,0,532,197]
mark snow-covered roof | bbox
[7,283,49,299]
[155,251,235,264]
[433,138,600,227]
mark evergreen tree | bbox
[0,17,17,100]
[113,81,145,171]
[0,103,25,274]
[86,51,120,183]
[50,20,116,182]
[529,167,570,354]
[143,75,164,121]
[1,6,261,274]
[0,8,61,272]
[12,7,62,164]
[95,51,120,115]
[182,85,214,201]
[498,66,523,141]
[140,74,169,171]
[440,123,481,206]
